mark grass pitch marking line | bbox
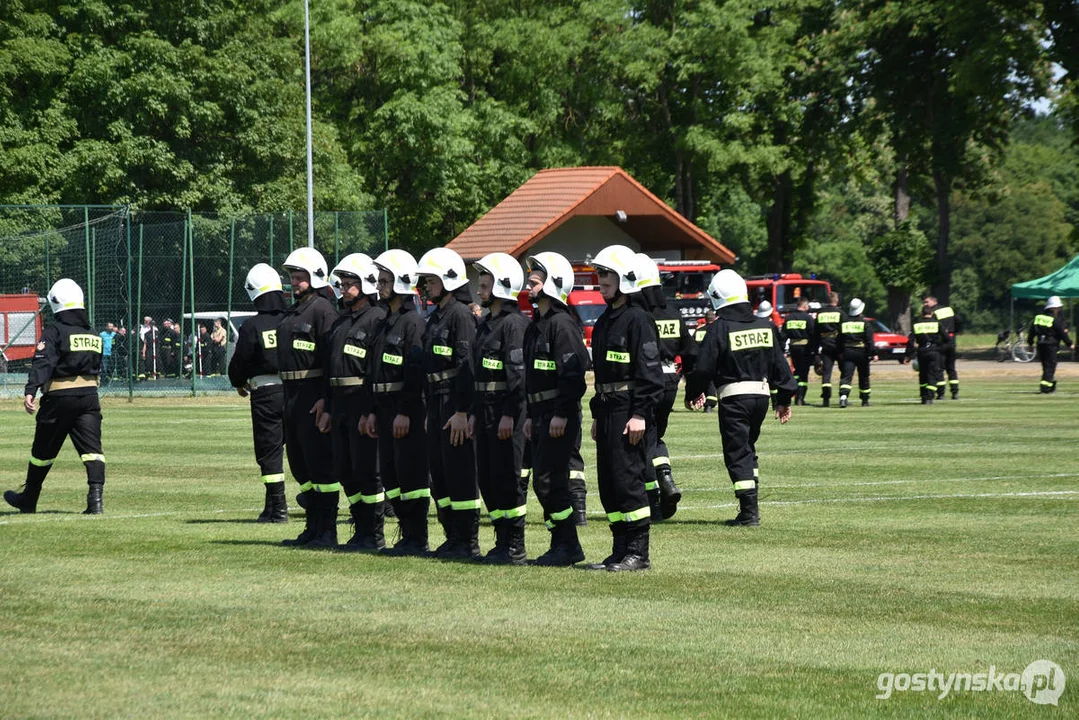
[683,489,1079,511]
[683,472,1079,493]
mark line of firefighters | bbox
[227,244,795,570]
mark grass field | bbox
[1,368,1077,718]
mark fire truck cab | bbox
[745,274,832,320]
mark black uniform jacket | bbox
[812,305,845,352]
[423,298,476,414]
[905,319,949,358]
[26,309,101,397]
[364,301,426,417]
[228,294,285,388]
[686,303,797,406]
[781,310,815,348]
[839,314,876,355]
[472,304,529,419]
[1028,313,1074,349]
[652,304,697,377]
[523,302,589,419]
[590,300,665,419]
[277,289,337,377]
[323,301,386,413]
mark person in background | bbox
[837,298,876,408]
[99,322,117,385]
[923,295,959,399]
[1027,296,1074,394]
[903,304,948,404]
[139,316,158,380]
[210,318,228,376]
[781,297,815,406]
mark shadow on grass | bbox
[185,518,270,525]
[211,539,294,547]
[0,509,80,516]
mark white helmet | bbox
[592,244,642,295]
[526,251,574,306]
[849,298,865,316]
[474,252,524,302]
[333,253,378,296]
[244,263,283,302]
[707,269,748,310]
[373,249,418,295]
[1045,296,1063,310]
[327,273,344,300]
[415,247,468,292]
[635,254,661,289]
[755,301,774,319]
[47,278,84,314]
[282,247,329,289]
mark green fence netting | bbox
[0,206,388,398]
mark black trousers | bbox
[283,379,334,492]
[917,350,941,400]
[426,392,478,513]
[1039,346,1059,391]
[717,394,768,496]
[330,390,380,504]
[840,348,871,400]
[249,385,284,481]
[29,392,105,486]
[594,404,650,528]
[475,399,527,526]
[789,343,811,401]
[375,395,429,510]
[647,378,679,473]
[937,344,958,396]
[819,344,840,399]
[531,408,579,525]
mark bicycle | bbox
[995,325,1037,363]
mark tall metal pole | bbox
[304,0,315,248]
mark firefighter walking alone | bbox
[5,279,107,515]
[837,298,876,408]
[1027,296,1074,393]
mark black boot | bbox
[585,524,628,570]
[483,522,511,564]
[281,500,318,547]
[295,488,312,510]
[648,488,663,522]
[532,521,584,566]
[570,486,588,526]
[340,502,384,552]
[259,482,289,523]
[5,481,44,514]
[658,467,681,520]
[383,501,430,556]
[726,490,760,527]
[306,492,339,549]
[435,510,482,561]
[83,483,103,515]
[431,503,454,556]
[607,526,651,571]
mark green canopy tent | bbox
[1009,255,1079,329]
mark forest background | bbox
[2,0,1079,331]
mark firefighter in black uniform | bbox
[5,279,107,515]
[415,247,480,560]
[686,269,796,527]
[361,250,429,556]
[636,253,693,520]
[923,295,959,399]
[781,296,815,406]
[523,251,590,566]
[468,252,530,564]
[586,245,665,571]
[1027,296,1074,393]
[812,292,843,407]
[903,304,948,404]
[694,311,719,412]
[228,263,288,522]
[323,253,387,550]
[160,319,179,377]
[838,298,876,407]
[277,247,340,548]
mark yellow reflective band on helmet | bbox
[569,470,585,480]
[652,456,670,467]
[489,509,505,520]
[534,359,555,371]
[293,339,316,352]
[80,453,105,463]
[298,481,314,492]
[436,496,451,508]
[644,481,658,491]
[432,345,452,357]
[504,505,527,519]
[400,488,430,501]
[606,350,631,364]
[482,357,503,371]
[451,499,482,511]
[261,473,284,484]
[343,344,366,358]
[69,334,103,353]
[385,487,401,499]
[261,330,277,349]
[29,456,55,467]
[550,507,574,522]
[314,482,342,493]
[733,479,756,491]
[382,352,403,365]
[724,294,748,304]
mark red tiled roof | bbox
[447,166,735,263]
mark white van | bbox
[181,311,257,370]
